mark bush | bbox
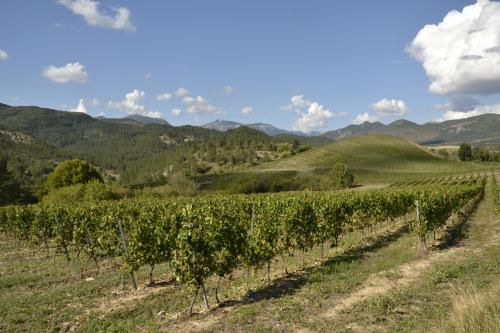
[45,159,103,191]
[42,184,85,205]
[329,162,354,189]
[42,180,119,205]
[169,173,198,196]
[458,143,473,161]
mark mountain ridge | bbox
[322,113,500,146]
[202,119,320,137]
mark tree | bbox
[472,147,490,162]
[0,156,30,205]
[458,143,472,161]
[45,159,103,191]
[329,162,354,189]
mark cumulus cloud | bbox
[181,95,223,114]
[281,94,312,112]
[108,90,162,118]
[292,102,334,133]
[71,98,87,113]
[241,106,253,115]
[223,86,235,94]
[0,48,8,61]
[284,95,343,133]
[157,93,173,102]
[175,87,189,97]
[171,108,182,116]
[370,98,408,116]
[42,62,88,83]
[435,102,500,121]
[58,0,135,31]
[353,113,379,125]
[407,0,500,95]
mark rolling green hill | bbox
[251,134,499,183]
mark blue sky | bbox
[1,0,499,133]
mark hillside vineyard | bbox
[0,177,484,311]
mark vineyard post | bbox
[118,221,138,290]
[54,213,71,262]
[246,205,255,292]
[415,199,424,256]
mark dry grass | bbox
[443,281,500,333]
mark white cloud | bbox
[175,87,189,97]
[157,93,173,102]
[285,95,343,133]
[282,94,312,112]
[145,73,152,80]
[42,62,88,83]
[71,98,87,113]
[435,102,500,121]
[171,108,182,116]
[353,113,379,125]
[58,0,135,31]
[181,95,223,114]
[407,0,500,95]
[241,106,253,115]
[293,102,334,133]
[370,98,408,116]
[108,89,162,118]
[223,85,235,94]
[0,48,8,61]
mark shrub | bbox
[45,159,102,191]
[458,143,473,161]
[329,162,354,189]
[169,173,198,196]
[42,180,120,205]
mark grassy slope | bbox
[249,134,500,183]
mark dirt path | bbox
[320,246,466,320]
[320,180,499,322]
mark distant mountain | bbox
[97,114,171,126]
[0,104,318,186]
[322,114,500,146]
[202,119,320,137]
[203,119,242,132]
[125,114,170,125]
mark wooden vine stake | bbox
[415,199,424,256]
[118,221,138,290]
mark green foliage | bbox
[0,156,33,206]
[0,179,483,305]
[459,143,473,161]
[329,163,354,189]
[0,105,315,187]
[45,159,102,191]
[42,180,119,205]
[169,173,198,196]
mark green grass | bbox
[248,134,500,184]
